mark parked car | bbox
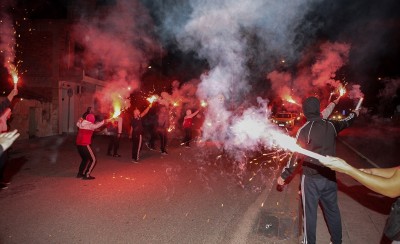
[329,111,344,121]
[271,112,295,130]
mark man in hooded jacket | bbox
[277,96,359,244]
[76,114,107,180]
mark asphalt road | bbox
[0,118,398,244]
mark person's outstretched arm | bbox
[140,104,152,117]
[321,156,400,198]
[185,109,200,119]
[321,96,340,119]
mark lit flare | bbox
[112,102,121,118]
[9,64,19,89]
[355,97,363,110]
[339,86,346,97]
[146,95,158,104]
[271,131,327,162]
[283,95,298,105]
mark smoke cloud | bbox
[151,0,340,157]
[0,0,17,76]
[71,0,161,113]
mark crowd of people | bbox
[74,101,203,179]
[1,87,399,243]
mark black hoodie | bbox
[280,96,357,180]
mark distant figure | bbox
[156,106,170,155]
[182,109,200,148]
[107,116,123,157]
[144,108,158,151]
[76,114,107,180]
[129,104,152,163]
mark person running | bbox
[129,103,152,163]
[76,114,107,180]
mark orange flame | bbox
[111,102,121,118]
[339,86,346,97]
[9,64,18,88]
[283,95,298,104]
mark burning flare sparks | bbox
[339,85,346,97]
[111,102,121,118]
[146,95,158,104]
[271,131,327,162]
[9,64,19,89]
[283,95,298,105]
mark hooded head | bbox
[86,114,95,123]
[302,97,321,120]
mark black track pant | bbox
[301,174,342,244]
[131,134,143,161]
[107,134,120,155]
[183,128,192,146]
[158,131,167,153]
[77,145,97,177]
[0,150,8,182]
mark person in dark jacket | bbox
[156,106,170,155]
[129,104,152,163]
[76,114,106,180]
[277,96,359,244]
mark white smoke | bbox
[159,0,324,156]
[0,0,17,76]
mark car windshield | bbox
[276,113,291,118]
